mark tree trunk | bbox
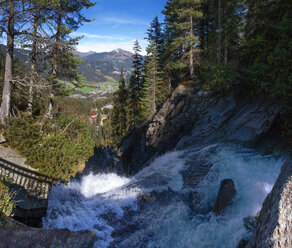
[224,30,228,65]
[28,6,40,115]
[45,3,62,119]
[224,45,228,65]
[0,0,15,123]
[190,15,195,80]
[153,62,157,114]
[218,0,222,64]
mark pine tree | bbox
[0,0,16,122]
[0,0,95,121]
[162,0,203,81]
[143,42,166,118]
[241,0,291,97]
[128,40,144,129]
[200,0,244,66]
[112,68,128,139]
[45,0,95,118]
[0,0,32,122]
[146,15,164,56]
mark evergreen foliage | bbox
[241,0,292,98]
[128,40,144,129]
[4,115,42,157]
[27,116,94,183]
[146,15,164,57]
[0,177,15,217]
[4,105,95,183]
[162,0,203,81]
[112,68,128,140]
[143,42,167,117]
[201,64,235,92]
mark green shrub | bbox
[27,115,94,183]
[0,178,15,217]
[201,64,236,92]
[4,112,95,183]
[4,116,41,157]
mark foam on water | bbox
[43,173,142,247]
[43,144,284,248]
[145,144,284,248]
[133,150,185,192]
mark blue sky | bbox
[72,0,167,55]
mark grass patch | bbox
[78,87,94,93]
[104,76,116,82]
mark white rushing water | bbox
[43,143,284,248]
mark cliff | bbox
[119,83,285,174]
[246,161,292,248]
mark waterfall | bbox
[43,143,284,248]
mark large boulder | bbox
[213,179,237,215]
[246,161,292,248]
[0,213,97,248]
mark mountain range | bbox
[0,44,134,83]
[74,49,134,82]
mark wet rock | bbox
[137,194,157,203]
[182,159,213,189]
[246,161,292,248]
[100,211,118,223]
[0,214,97,248]
[213,179,236,215]
[237,239,249,248]
[184,191,204,214]
[111,222,140,238]
[190,191,203,206]
[119,83,285,175]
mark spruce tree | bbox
[0,0,16,122]
[200,0,244,66]
[45,0,95,117]
[146,15,164,56]
[128,40,144,129]
[162,0,203,81]
[112,68,128,139]
[241,0,291,97]
[143,42,166,117]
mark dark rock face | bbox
[119,84,284,175]
[0,214,97,248]
[246,161,292,248]
[213,179,237,215]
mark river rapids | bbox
[43,143,284,248]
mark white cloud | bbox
[101,17,149,27]
[72,32,129,41]
[77,40,148,55]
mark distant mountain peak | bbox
[74,50,97,58]
[111,48,134,57]
[75,48,134,83]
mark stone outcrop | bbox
[0,213,97,248]
[246,161,292,248]
[0,134,6,144]
[0,145,50,226]
[119,83,284,174]
[213,179,236,215]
